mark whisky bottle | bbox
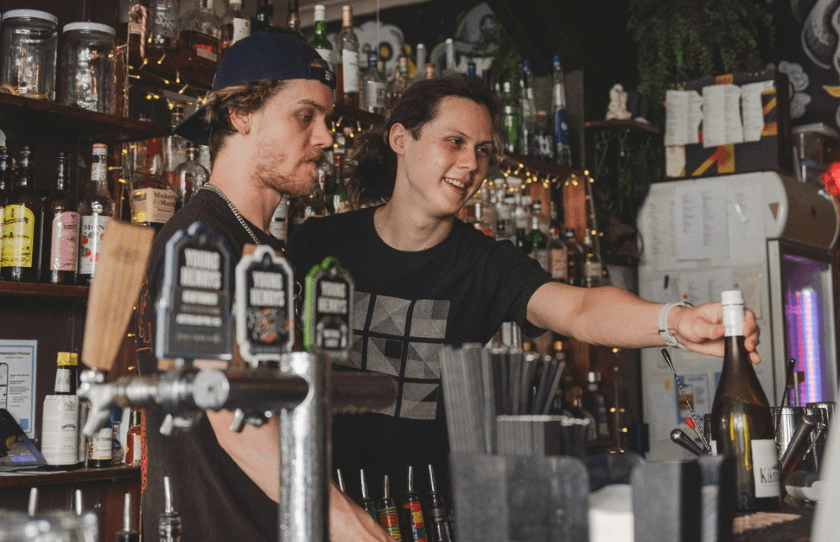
[42,152,80,285]
[335,5,360,108]
[41,351,80,469]
[220,0,251,57]
[125,408,143,466]
[172,142,209,209]
[286,0,305,41]
[309,4,333,71]
[149,0,180,52]
[131,154,177,232]
[179,0,221,69]
[78,143,115,285]
[2,146,42,283]
[710,289,780,511]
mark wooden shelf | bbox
[0,281,89,300]
[0,93,171,143]
[0,465,139,490]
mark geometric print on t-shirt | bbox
[350,291,449,420]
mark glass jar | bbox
[59,22,117,114]
[0,9,59,99]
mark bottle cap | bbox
[70,352,79,366]
[56,351,73,366]
[587,371,602,383]
[721,290,744,306]
[92,143,108,156]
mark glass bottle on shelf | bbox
[220,0,251,58]
[326,150,351,215]
[179,0,221,69]
[710,290,780,511]
[269,196,289,246]
[335,5,360,108]
[309,4,333,71]
[552,55,572,167]
[78,143,114,286]
[410,43,426,84]
[582,371,611,440]
[548,226,568,283]
[387,53,410,110]
[286,0,305,41]
[173,142,209,209]
[288,183,327,237]
[162,103,187,187]
[125,407,143,466]
[533,110,554,161]
[501,81,522,155]
[362,52,388,115]
[0,147,9,225]
[149,0,180,52]
[442,38,458,76]
[520,59,536,156]
[563,227,584,287]
[125,0,150,66]
[527,215,548,271]
[582,230,603,288]
[42,152,80,285]
[1,146,42,283]
[252,0,279,33]
[131,154,177,232]
[41,351,80,469]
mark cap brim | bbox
[173,105,211,146]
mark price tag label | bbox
[157,222,233,361]
[304,257,354,364]
[235,245,295,366]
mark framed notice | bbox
[0,340,37,438]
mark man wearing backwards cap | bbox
[135,33,394,541]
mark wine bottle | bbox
[41,351,80,469]
[78,144,114,285]
[1,146,42,283]
[309,4,333,71]
[710,289,780,511]
[42,152,80,285]
[335,5,360,108]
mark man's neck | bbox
[207,167,280,234]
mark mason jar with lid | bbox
[0,9,59,99]
[59,22,117,114]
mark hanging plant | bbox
[627,0,774,128]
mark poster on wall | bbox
[0,340,37,438]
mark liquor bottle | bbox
[326,150,351,214]
[159,476,183,542]
[42,152,80,285]
[710,289,780,511]
[377,475,403,541]
[335,5,360,108]
[78,143,115,286]
[566,385,597,440]
[501,81,522,155]
[162,104,187,186]
[172,142,209,209]
[549,341,568,413]
[527,215,548,271]
[552,55,572,167]
[563,227,584,287]
[520,60,537,156]
[401,466,428,542]
[125,408,143,466]
[285,0,305,41]
[125,0,150,66]
[362,52,388,115]
[358,469,378,522]
[478,187,497,238]
[149,0,180,52]
[179,0,221,69]
[410,43,427,84]
[220,0,251,58]
[467,61,478,85]
[582,371,611,440]
[442,38,458,76]
[514,227,532,255]
[424,465,453,542]
[131,154,177,232]
[252,0,279,33]
[309,4,333,71]
[41,351,80,469]
[110,407,124,465]
[582,230,603,288]
[269,196,289,246]
[88,414,113,468]
[2,146,42,283]
[548,227,568,282]
[0,146,9,208]
[388,54,410,110]
[533,110,554,161]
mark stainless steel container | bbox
[772,405,805,460]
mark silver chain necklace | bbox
[203,182,262,246]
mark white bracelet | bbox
[659,302,692,349]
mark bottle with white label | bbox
[710,289,780,511]
[41,351,80,469]
[335,5,359,108]
[309,4,333,72]
[78,143,114,285]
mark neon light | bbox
[786,288,826,404]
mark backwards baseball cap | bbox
[174,32,336,145]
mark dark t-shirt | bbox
[135,189,283,542]
[286,206,551,501]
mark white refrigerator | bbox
[637,171,839,460]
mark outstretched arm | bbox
[526,282,760,363]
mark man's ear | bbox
[229,108,252,135]
[388,123,408,156]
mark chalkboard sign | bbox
[156,222,233,361]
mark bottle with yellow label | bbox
[1,146,42,282]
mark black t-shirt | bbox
[136,189,283,542]
[286,206,551,501]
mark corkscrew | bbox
[661,349,711,454]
